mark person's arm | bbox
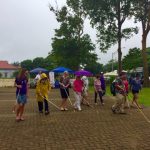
[14,79,22,88]
[26,80,29,97]
[59,77,65,87]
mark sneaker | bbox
[102,103,105,106]
[95,103,98,105]
[111,107,116,114]
[45,111,49,115]
[78,107,82,111]
[64,108,68,111]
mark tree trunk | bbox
[142,33,149,87]
[117,0,122,75]
[118,33,122,75]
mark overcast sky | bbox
[0,0,150,65]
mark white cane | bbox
[135,102,150,123]
[128,95,150,123]
[40,95,60,110]
[64,88,73,106]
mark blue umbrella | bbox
[30,67,48,74]
[51,67,74,73]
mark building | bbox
[0,61,18,78]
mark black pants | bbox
[94,91,103,104]
[38,99,49,112]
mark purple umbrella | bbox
[75,70,93,76]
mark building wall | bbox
[0,79,15,87]
[0,69,17,78]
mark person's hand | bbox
[17,85,22,88]
[27,94,29,98]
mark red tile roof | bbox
[0,61,18,70]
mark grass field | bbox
[89,86,150,106]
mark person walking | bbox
[14,68,29,121]
[81,76,89,106]
[36,73,51,115]
[73,76,84,111]
[122,73,130,108]
[130,73,142,109]
[100,72,106,96]
[94,75,104,105]
[111,72,127,114]
[59,71,71,111]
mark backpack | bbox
[110,82,116,96]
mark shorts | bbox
[17,94,27,104]
[60,88,69,99]
[132,90,139,94]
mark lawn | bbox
[89,86,150,106]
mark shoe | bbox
[64,108,68,111]
[95,103,98,105]
[45,111,49,115]
[102,103,105,106]
[60,107,65,111]
[111,107,116,114]
[39,111,43,113]
[78,107,82,111]
[16,116,20,122]
[20,117,25,121]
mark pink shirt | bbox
[73,79,83,93]
[94,79,102,91]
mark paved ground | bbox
[0,87,150,150]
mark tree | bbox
[122,48,142,70]
[82,0,138,74]
[132,0,150,87]
[49,0,98,70]
[21,59,33,70]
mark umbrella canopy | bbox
[74,70,92,76]
[30,67,48,74]
[104,70,118,76]
[51,67,74,73]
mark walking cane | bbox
[64,88,73,106]
[40,95,60,110]
[128,95,150,123]
[134,102,150,123]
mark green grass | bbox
[89,86,150,106]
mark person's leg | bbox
[64,99,68,110]
[98,91,104,104]
[44,99,49,112]
[38,101,43,112]
[133,93,141,108]
[16,104,21,120]
[74,92,78,109]
[19,104,25,120]
[76,93,82,110]
[112,94,124,113]
[44,99,49,114]
[94,91,97,104]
